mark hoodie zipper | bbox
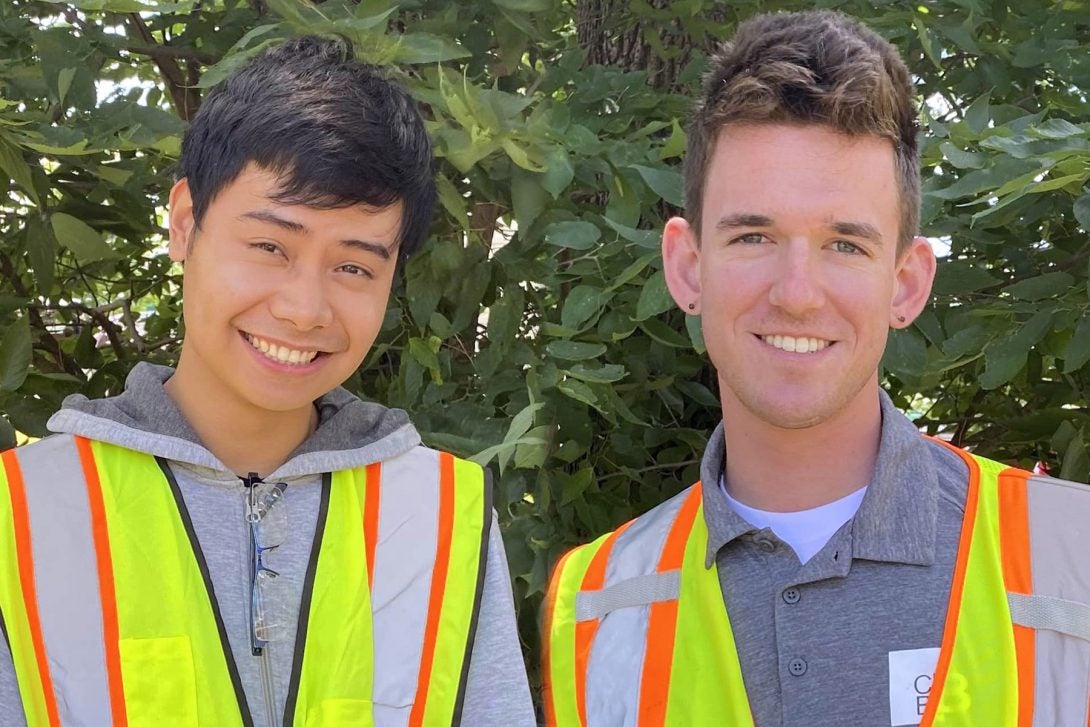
[243,472,279,727]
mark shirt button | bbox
[782,588,801,604]
[788,658,808,677]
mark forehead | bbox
[206,165,403,241]
[701,123,900,232]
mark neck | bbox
[165,351,317,477]
[720,382,882,512]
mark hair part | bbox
[683,10,920,253]
[179,35,436,260]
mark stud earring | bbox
[896,315,906,323]
[688,303,696,311]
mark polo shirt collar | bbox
[701,389,939,568]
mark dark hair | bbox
[179,35,436,260]
[684,11,920,252]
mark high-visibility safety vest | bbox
[543,442,1090,726]
[0,434,490,727]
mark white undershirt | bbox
[721,476,868,564]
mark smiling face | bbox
[168,164,403,418]
[662,123,935,430]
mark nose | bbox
[766,241,825,316]
[268,268,334,331]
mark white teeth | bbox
[244,334,318,365]
[761,335,830,354]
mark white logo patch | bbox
[888,647,940,726]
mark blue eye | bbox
[833,240,863,255]
[732,233,767,245]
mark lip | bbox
[238,330,331,374]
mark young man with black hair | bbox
[544,10,1090,726]
[0,37,535,726]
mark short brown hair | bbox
[682,10,920,252]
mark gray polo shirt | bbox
[702,390,971,726]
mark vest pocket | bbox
[304,698,375,726]
[119,635,199,726]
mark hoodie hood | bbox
[47,362,420,479]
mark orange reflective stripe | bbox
[638,484,702,727]
[998,468,1033,726]
[920,446,979,727]
[574,519,634,725]
[75,437,127,727]
[407,452,455,727]
[364,462,382,590]
[1,450,60,727]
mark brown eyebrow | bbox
[240,209,306,234]
[241,210,394,260]
[831,220,883,245]
[716,213,774,231]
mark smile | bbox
[243,333,320,365]
[760,334,831,354]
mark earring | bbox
[688,303,696,311]
[896,315,906,323]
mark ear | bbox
[662,216,702,314]
[168,178,196,263]
[890,236,937,328]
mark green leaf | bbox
[26,217,56,293]
[0,317,31,392]
[560,286,605,330]
[436,173,469,230]
[980,336,1029,389]
[1032,118,1085,139]
[407,336,442,384]
[395,34,471,64]
[630,164,684,206]
[544,221,601,250]
[964,92,992,135]
[50,213,118,264]
[602,217,660,249]
[1074,192,1090,230]
[932,261,1001,296]
[0,138,38,205]
[685,314,705,354]
[0,416,14,452]
[939,142,985,170]
[559,467,594,506]
[1003,272,1075,301]
[542,146,574,198]
[546,340,606,361]
[1059,430,1089,483]
[492,0,553,10]
[510,166,546,232]
[660,119,686,160]
[1063,318,1090,373]
[566,363,626,383]
[557,379,598,407]
[635,270,675,321]
[883,327,928,382]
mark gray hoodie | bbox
[0,363,536,726]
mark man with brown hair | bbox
[543,10,1090,726]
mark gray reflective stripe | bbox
[1008,592,1090,641]
[583,488,694,726]
[1025,474,1090,727]
[370,447,441,725]
[576,570,681,621]
[16,436,113,722]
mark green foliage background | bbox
[1,0,1089,697]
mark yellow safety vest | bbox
[0,435,489,727]
[543,442,1090,726]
